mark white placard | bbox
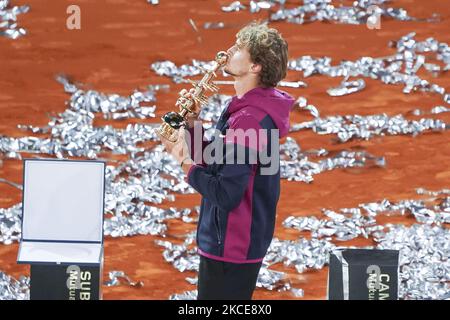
[22,160,105,243]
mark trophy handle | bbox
[156,50,229,142]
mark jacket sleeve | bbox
[186,115,262,213]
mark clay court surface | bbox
[0,0,449,299]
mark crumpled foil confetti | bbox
[156,231,304,299]
[0,172,197,244]
[169,290,198,300]
[151,60,217,84]
[2,75,167,160]
[151,60,308,89]
[264,237,337,273]
[327,79,366,96]
[155,231,199,273]
[0,203,22,245]
[177,265,305,297]
[221,0,436,25]
[104,271,144,288]
[296,96,320,118]
[0,75,202,244]
[0,271,29,300]
[410,105,450,116]
[280,136,385,183]
[56,74,162,120]
[289,33,450,103]
[376,224,450,300]
[198,93,232,124]
[0,152,199,243]
[0,0,29,39]
[279,187,450,299]
[149,89,447,148]
[222,1,247,12]
[139,92,386,183]
[290,112,448,143]
[271,0,425,24]
[203,22,226,29]
[160,188,450,300]
[283,188,450,241]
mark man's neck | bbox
[234,78,259,99]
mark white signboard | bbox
[17,159,105,265]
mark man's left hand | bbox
[157,127,190,164]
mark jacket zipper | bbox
[214,207,222,245]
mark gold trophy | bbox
[156,51,229,142]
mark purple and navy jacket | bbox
[186,86,294,263]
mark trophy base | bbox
[157,122,179,142]
[157,111,186,142]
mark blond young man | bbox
[159,22,294,300]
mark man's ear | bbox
[250,63,262,74]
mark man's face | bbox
[224,40,254,77]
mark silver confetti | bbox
[0,76,200,244]
[0,203,22,245]
[155,231,199,273]
[157,231,303,298]
[375,224,450,300]
[268,0,431,25]
[296,97,319,118]
[280,137,385,183]
[221,1,246,12]
[150,60,216,84]
[280,189,450,299]
[327,79,366,96]
[203,21,226,29]
[0,0,29,39]
[249,1,275,13]
[169,290,198,300]
[0,271,29,300]
[104,271,144,288]
[415,187,450,197]
[289,33,450,103]
[283,192,450,241]
[264,237,336,273]
[290,112,448,143]
[56,74,165,117]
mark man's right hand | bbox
[184,88,201,128]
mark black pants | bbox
[197,255,262,300]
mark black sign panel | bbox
[328,249,399,300]
[30,264,101,300]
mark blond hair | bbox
[236,21,288,87]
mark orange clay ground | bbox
[0,0,449,299]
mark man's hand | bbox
[157,127,190,164]
[184,88,201,128]
[157,128,195,176]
